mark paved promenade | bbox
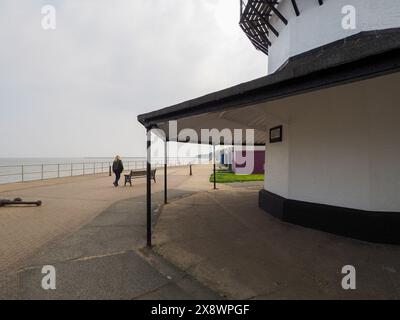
[2,164,399,300]
[0,165,220,299]
[154,184,400,299]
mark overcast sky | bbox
[0,0,267,158]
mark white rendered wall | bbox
[268,0,400,73]
[263,72,400,212]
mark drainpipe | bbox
[146,127,152,248]
[213,144,217,190]
[164,138,168,205]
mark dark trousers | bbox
[114,172,121,185]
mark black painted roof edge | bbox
[138,28,400,128]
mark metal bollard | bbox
[190,164,192,176]
[109,165,112,176]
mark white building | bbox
[139,1,400,244]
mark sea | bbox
[0,157,146,185]
[0,156,197,185]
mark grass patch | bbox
[209,172,264,183]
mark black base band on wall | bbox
[259,189,400,244]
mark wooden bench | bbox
[124,169,156,187]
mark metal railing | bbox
[0,157,202,185]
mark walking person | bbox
[112,155,124,187]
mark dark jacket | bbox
[112,159,124,174]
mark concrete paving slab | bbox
[154,186,400,300]
[28,190,193,267]
[135,249,221,300]
[0,165,221,299]
[0,166,209,273]
[18,251,169,300]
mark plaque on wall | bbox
[269,125,283,143]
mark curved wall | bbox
[263,72,400,213]
[259,71,400,243]
[268,0,400,73]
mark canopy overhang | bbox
[138,29,400,146]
